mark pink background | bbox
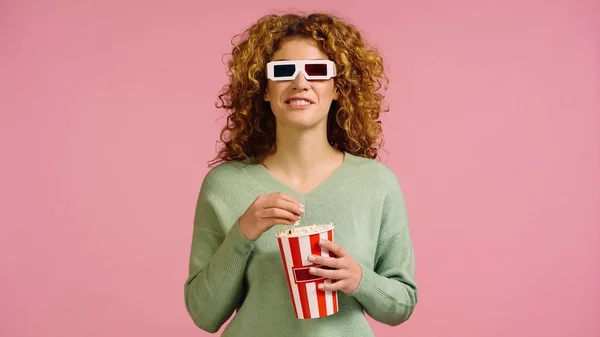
[1,0,598,336]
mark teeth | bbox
[288,100,311,106]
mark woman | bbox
[184,12,417,337]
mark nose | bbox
[291,71,310,91]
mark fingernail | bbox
[318,284,324,290]
[299,204,305,213]
[319,239,326,245]
[309,267,317,273]
[308,255,315,262]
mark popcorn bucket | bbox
[276,224,339,319]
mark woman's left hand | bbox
[307,240,362,294]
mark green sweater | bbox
[184,152,417,337]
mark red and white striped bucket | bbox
[276,225,339,319]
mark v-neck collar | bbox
[244,152,353,200]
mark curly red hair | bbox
[210,12,389,166]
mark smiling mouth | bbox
[286,99,313,106]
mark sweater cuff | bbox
[223,220,255,256]
[348,263,385,308]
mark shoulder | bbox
[345,153,402,190]
[205,160,245,179]
[200,159,252,193]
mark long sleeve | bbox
[349,175,418,326]
[184,175,254,333]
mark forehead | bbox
[272,38,328,61]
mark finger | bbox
[307,255,345,269]
[319,240,347,257]
[254,193,295,207]
[258,208,300,222]
[317,280,346,292]
[263,217,297,227]
[268,192,299,205]
[264,197,304,215]
[309,266,345,280]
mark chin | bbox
[281,121,318,130]
[273,106,329,130]
[280,114,327,130]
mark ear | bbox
[333,86,340,101]
[264,88,270,102]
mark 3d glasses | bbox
[266,60,337,81]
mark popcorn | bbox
[276,223,334,238]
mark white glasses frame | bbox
[266,60,337,81]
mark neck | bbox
[262,124,341,178]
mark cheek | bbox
[267,84,286,100]
[318,84,337,99]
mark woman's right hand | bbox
[238,192,305,241]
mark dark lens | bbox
[274,64,296,77]
[305,64,328,76]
